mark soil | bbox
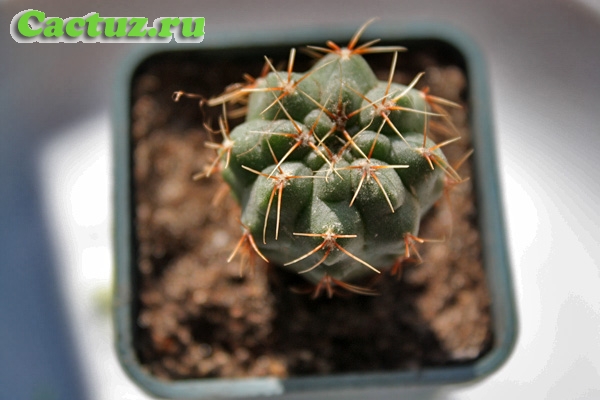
[129,40,492,380]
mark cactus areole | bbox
[189,21,464,295]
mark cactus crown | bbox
[181,19,467,297]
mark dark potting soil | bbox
[129,40,492,380]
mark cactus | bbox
[183,20,465,296]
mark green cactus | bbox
[195,20,464,296]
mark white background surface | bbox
[1,1,599,399]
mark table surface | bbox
[1,1,599,399]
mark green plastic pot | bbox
[112,21,517,399]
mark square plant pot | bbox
[113,21,517,399]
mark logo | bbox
[10,10,205,43]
